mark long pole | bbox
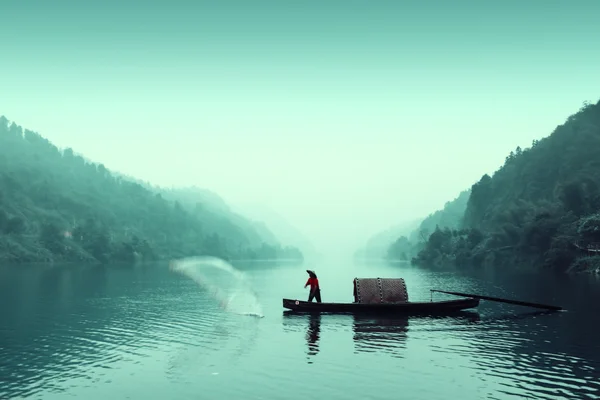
[431,289,563,311]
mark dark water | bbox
[1,259,600,400]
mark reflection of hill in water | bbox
[0,264,148,398]
[0,263,262,399]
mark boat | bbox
[282,297,479,314]
[283,277,480,315]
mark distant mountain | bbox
[407,189,471,244]
[157,187,281,248]
[233,202,319,260]
[0,115,303,264]
[354,218,421,261]
[355,189,471,262]
[412,99,600,273]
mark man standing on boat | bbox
[304,270,321,303]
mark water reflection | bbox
[459,310,600,400]
[0,262,198,399]
[478,309,562,323]
[4,260,600,400]
[0,264,114,399]
[282,310,485,362]
[282,312,323,363]
[352,316,409,358]
[306,313,321,359]
[351,312,478,355]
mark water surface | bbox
[1,259,599,400]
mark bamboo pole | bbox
[431,289,563,311]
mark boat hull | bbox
[282,297,480,315]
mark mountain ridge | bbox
[408,99,600,273]
[0,115,304,264]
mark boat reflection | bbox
[352,311,481,358]
[352,316,409,358]
[282,310,482,362]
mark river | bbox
[1,258,599,400]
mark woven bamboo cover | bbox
[355,278,409,304]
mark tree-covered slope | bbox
[407,189,470,244]
[0,116,303,264]
[112,178,283,249]
[158,186,281,248]
[369,190,470,262]
[412,100,600,273]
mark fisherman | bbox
[304,270,321,303]
[353,278,358,303]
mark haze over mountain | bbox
[2,1,600,260]
[354,218,421,261]
[233,202,319,260]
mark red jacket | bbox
[305,277,319,290]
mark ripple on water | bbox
[3,263,600,400]
[1,287,260,398]
[412,313,600,400]
[276,309,600,400]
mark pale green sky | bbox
[1,0,599,256]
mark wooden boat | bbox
[283,277,480,315]
[282,297,479,314]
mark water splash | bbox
[170,256,264,318]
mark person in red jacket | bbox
[304,270,321,303]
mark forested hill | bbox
[155,186,281,249]
[109,176,283,249]
[412,99,600,273]
[407,190,470,244]
[362,190,470,262]
[0,116,304,264]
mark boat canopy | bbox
[354,278,409,304]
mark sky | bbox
[1,0,600,257]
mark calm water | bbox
[1,259,600,400]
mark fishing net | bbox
[354,278,409,304]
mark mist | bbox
[2,0,600,260]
